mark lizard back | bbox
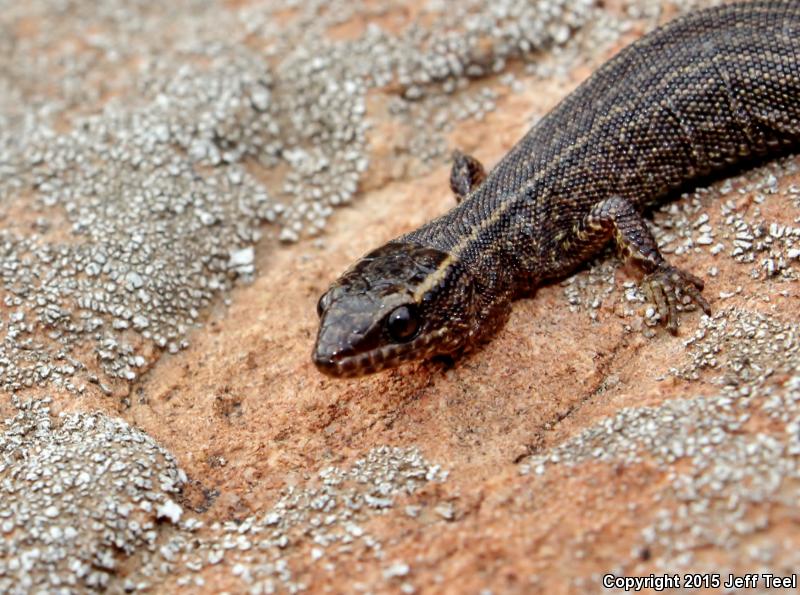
[404,0,800,284]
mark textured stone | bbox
[3,0,800,594]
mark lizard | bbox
[313,0,800,378]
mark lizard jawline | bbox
[313,328,449,378]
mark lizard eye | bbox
[386,305,419,342]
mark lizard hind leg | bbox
[566,195,711,333]
[449,150,487,203]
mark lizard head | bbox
[313,242,477,377]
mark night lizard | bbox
[313,0,800,378]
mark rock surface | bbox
[2,0,800,593]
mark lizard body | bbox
[314,1,800,378]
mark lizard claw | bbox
[641,264,711,334]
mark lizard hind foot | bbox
[641,264,711,334]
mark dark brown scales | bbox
[314,1,800,377]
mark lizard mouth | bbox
[312,329,449,378]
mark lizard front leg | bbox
[449,150,487,203]
[559,195,711,333]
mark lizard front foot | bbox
[641,264,711,334]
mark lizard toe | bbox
[642,264,711,334]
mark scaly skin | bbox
[314,1,800,378]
